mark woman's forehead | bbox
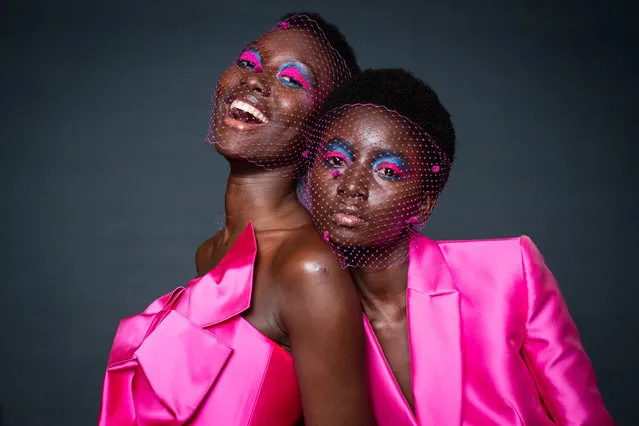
[323,105,419,151]
[254,28,332,64]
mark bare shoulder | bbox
[272,225,373,425]
[271,224,363,340]
[274,225,349,290]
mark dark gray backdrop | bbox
[1,1,637,425]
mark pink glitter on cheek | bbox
[278,21,290,29]
[323,231,330,242]
[332,170,341,177]
[408,216,418,224]
[301,150,310,158]
[431,165,440,173]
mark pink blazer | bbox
[365,234,614,426]
[98,223,302,426]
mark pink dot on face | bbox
[278,21,290,29]
[431,165,440,173]
[408,216,418,224]
[301,150,310,158]
[323,231,330,242]
[332,170,341,177]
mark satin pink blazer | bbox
[365,234,614,426]
[98,223,302,426]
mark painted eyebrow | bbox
[324,138,354,161]
[278,61,315,88]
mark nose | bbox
[243,73,269,96]
[337,168,369,200]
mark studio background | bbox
[1,1,636,425]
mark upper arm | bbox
[279,252,374,426]
[520,236,614,425]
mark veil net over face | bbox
[299,104,452,270]
[206,15,353,177]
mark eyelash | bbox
[324,150,407,180]
[278,67,312,91]
[374,161,406,180]
[236,50,312,92]
[323,151,351,167]
[236,51,260,71]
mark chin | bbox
[209,136,238,159]
[325,225,366,247]
[212,124,253,156]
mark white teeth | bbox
[230,99,268,123]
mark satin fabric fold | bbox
[366,234,614,426]
[98,222,302,426]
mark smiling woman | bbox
[98,13,375,426]
[207,14,353,175]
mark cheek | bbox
[216,68,240,96]
[276,91,315,121]
[368,185,421,222]
[308,169,337,203]
[367,196,398,222]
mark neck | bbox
[349,246,410,323]
[223,159,310,236]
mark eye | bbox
[374,161,406,180]
[279,74,303,88]
[278,65,313,91]
[322,140,353,170]
[236,50,260,71]
[323,151,350,168]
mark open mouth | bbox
[225,99,268,127]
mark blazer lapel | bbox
[363,315,418,426]
[407,234,462,426]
